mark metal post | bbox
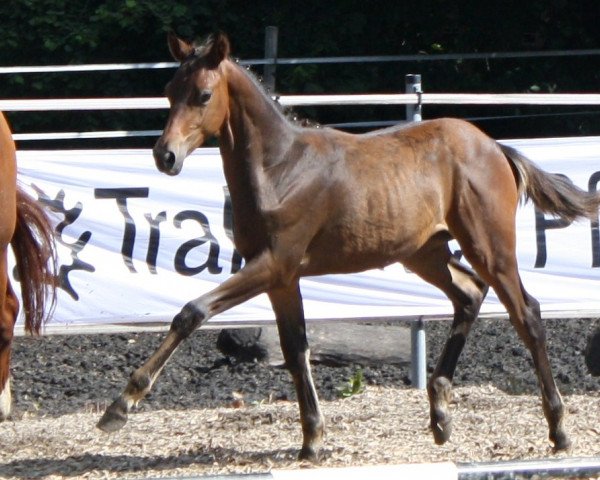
[263,26,278,93]
[407,74,425,389]
[405,74,422,122]
[410,318,427,389]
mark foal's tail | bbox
[10,186,57,335]
[500,143,600,223]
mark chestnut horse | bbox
[98,33,600,460]
[0,112,56,420]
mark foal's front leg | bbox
[269,283,324,461]
[97,251,276,432]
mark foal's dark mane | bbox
[189,34,321,131]
[233,62,323,131]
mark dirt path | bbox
[0,386,599,479]
[2,317,599,479]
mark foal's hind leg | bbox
[404,242,488,445]
[457,230,570,450]
[496,282,569,450]
[268,283,324,461]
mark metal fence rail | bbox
[134,456,600,480]
[3,93,600,112]
[3,92,600,142]
[2,47,600,75]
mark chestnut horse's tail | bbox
[10,186,57,335]
[500,143,600,223]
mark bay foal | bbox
[99,33,600,460]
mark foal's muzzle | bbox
[153,144,180,176]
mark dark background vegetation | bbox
[1,0,599,148]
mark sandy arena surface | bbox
[0,318,598,479]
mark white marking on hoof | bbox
[0,377,12,421]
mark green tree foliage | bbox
[0,0,599,143]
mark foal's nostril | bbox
[163,151,176,170]
[154,146,176,171]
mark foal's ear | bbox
[205,32,230,69]
[167,32,195,63]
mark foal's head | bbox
[153,32,231,175]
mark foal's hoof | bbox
[97,398,129,433]
[551,431,572,452]
[431,418,453,445]
[428,376,453,445]
[298,446,319,463]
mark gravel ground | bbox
[1,317,599,479]
[9,317,600,415]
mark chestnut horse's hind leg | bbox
[0,257,19,421]
[268,283,323,461]
[98,250,278,433]
[404,242,488,445]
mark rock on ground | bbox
[585,327,600,376]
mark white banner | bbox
[13,137,600,329]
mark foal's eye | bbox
[197,89,213,105]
